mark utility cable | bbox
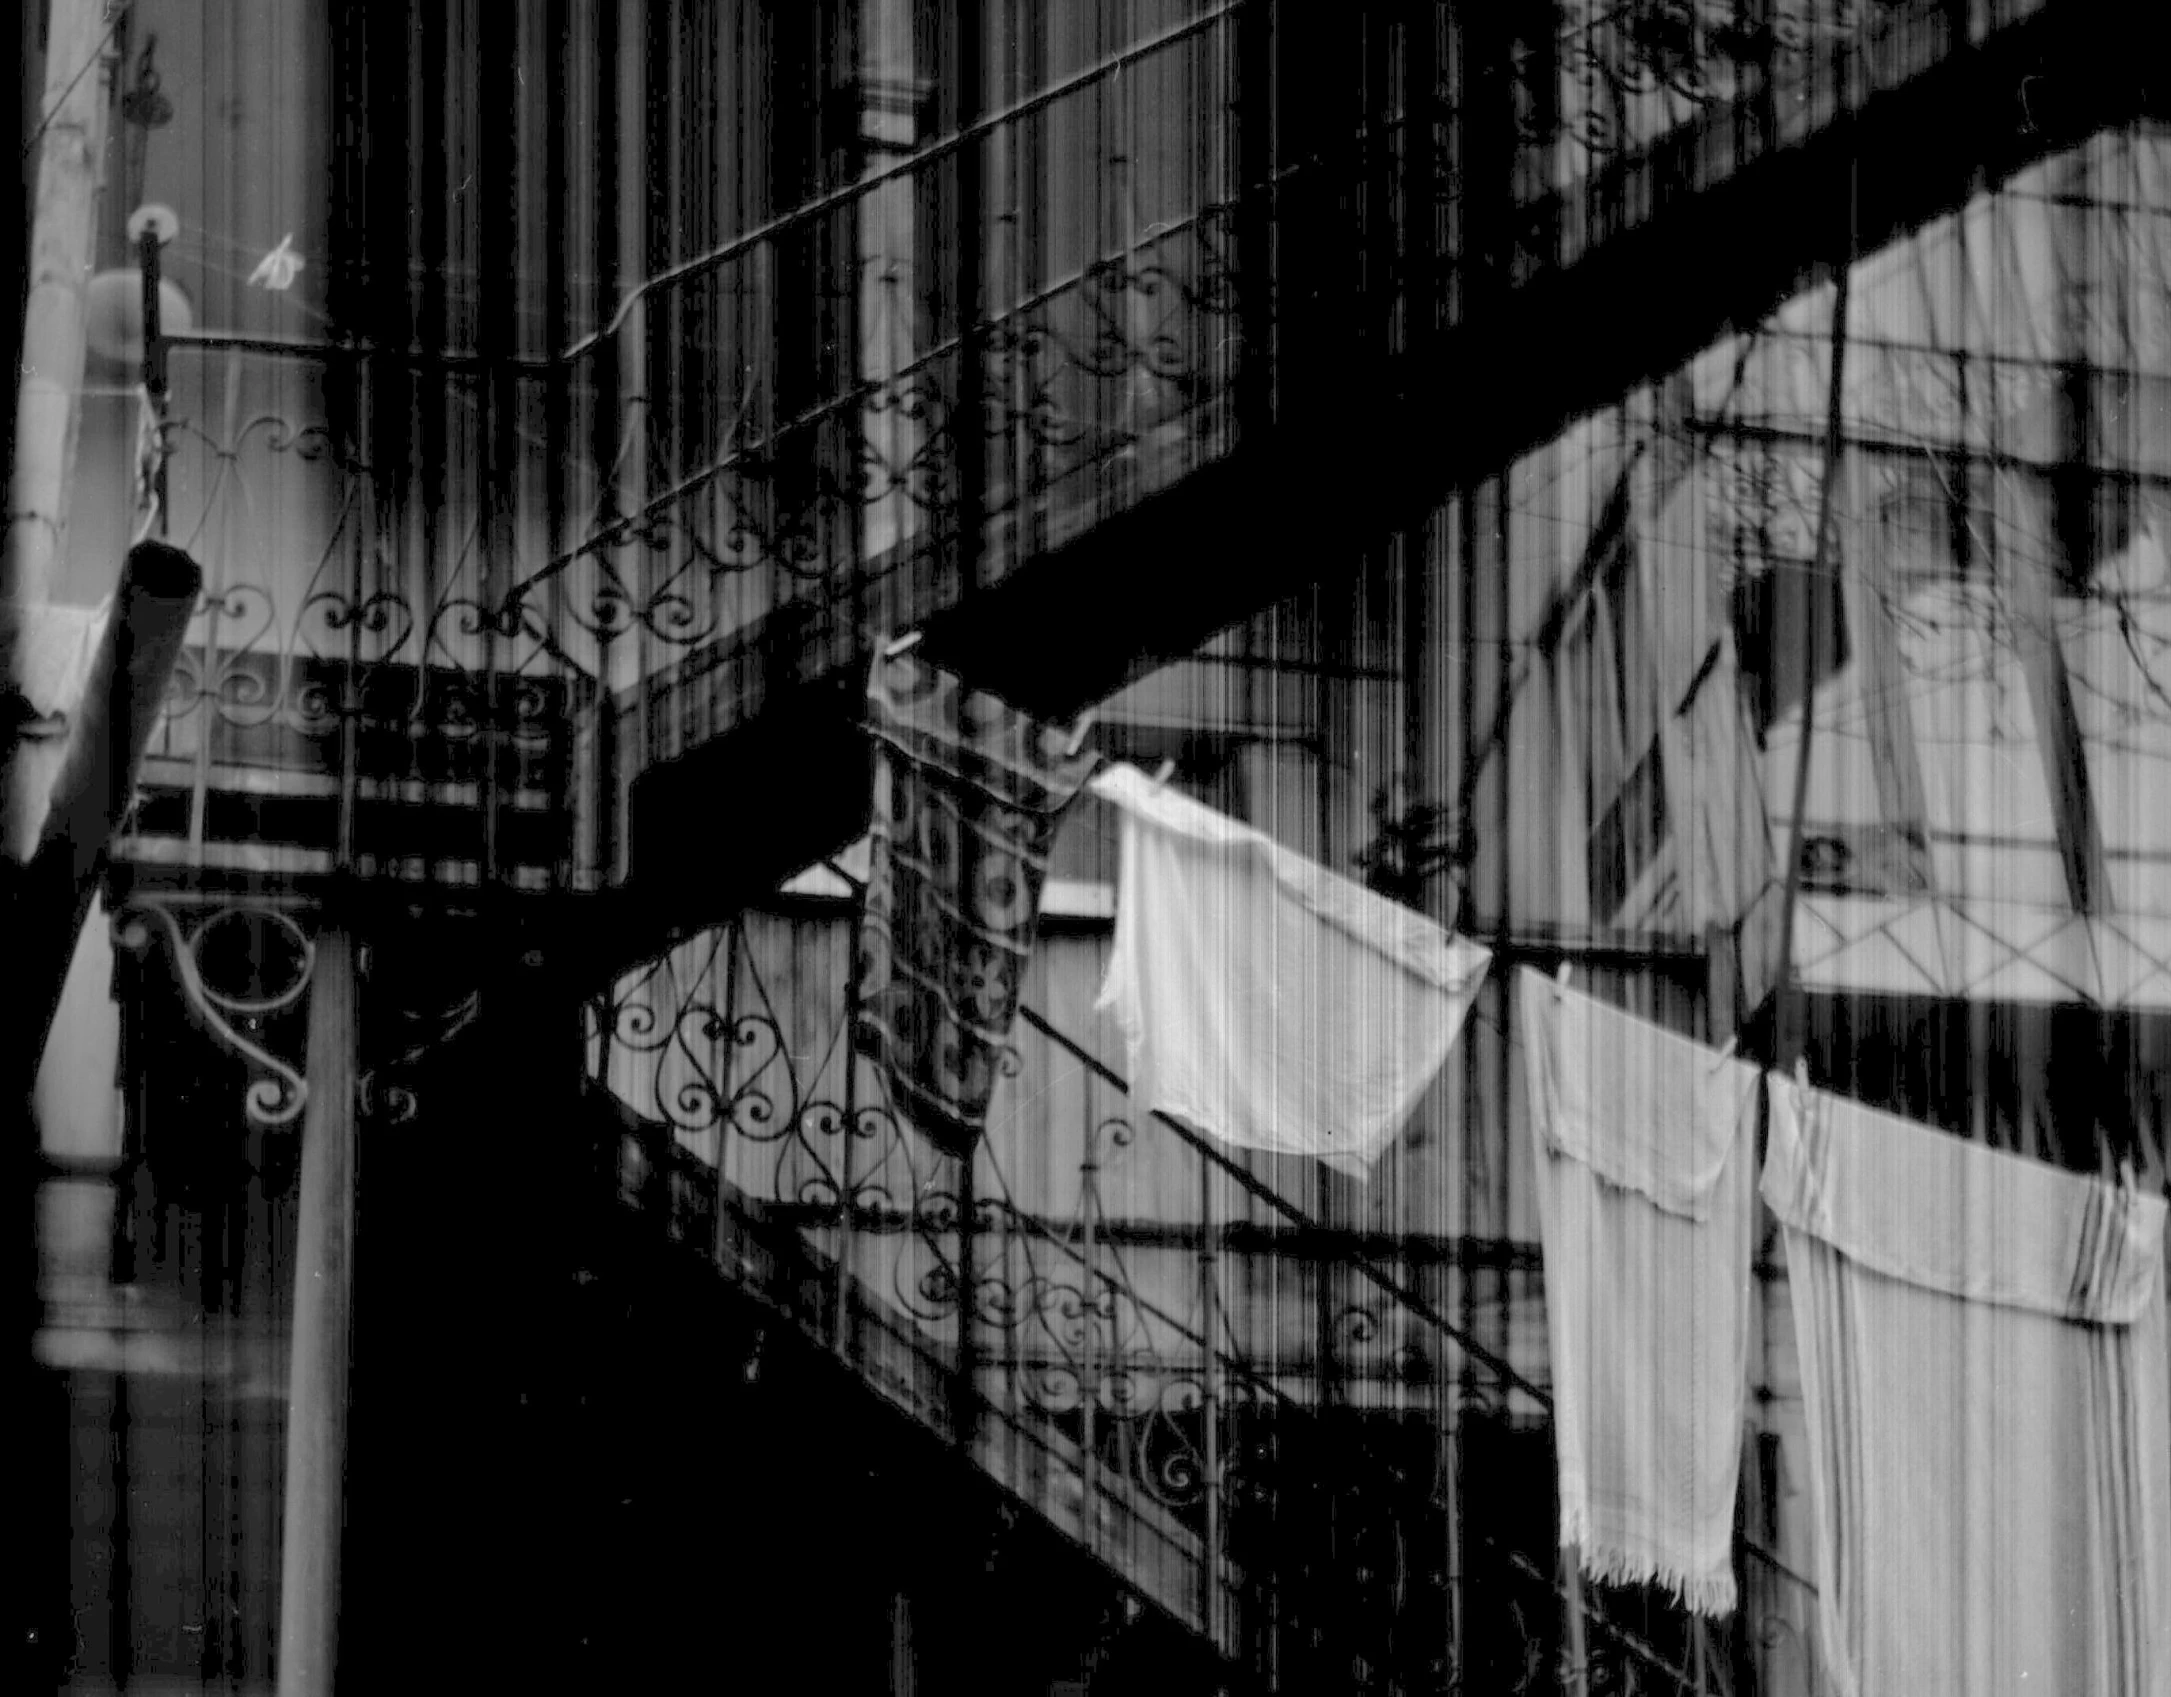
[19,1,130,164]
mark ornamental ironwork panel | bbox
[589,908,1818,1694]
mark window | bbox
[1562,495,1673,922]
[1721,441,1852,737]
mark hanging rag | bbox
[1092,762,1490,1179]
[1519,966,1761,1616]
[1764,1080,2171,1697]
[850,646,1098,1158]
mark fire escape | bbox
[32,0,2169,1691]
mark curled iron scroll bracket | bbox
[111,899,314,1129]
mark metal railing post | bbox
[1199,1142,1225,1669]
[836,918,860,1364]
[1079,1111,1100,1560]
[275,926,357,1697]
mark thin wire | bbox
[20,2,130,164]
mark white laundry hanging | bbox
[1091,763,1490,1179]
[1520,967,1761,1616]
[1764,1078,2171,1697]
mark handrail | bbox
[560,0,1250,365]
[159,1,1249,379]
[1013,1001,1553,1411]
[608,956,1826,1692]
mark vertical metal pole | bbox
[188,349,243,863]
[1561,1548,1590,1697]
[1771,178,1857,1080]
[1199,1143,1224,1665]
[113,1368,134,1685]
[938,1137,980,1696]
[616,0,648,853]
[1079,1117,1100,1559]
[890,1588,916,1697]
[954,0,986,607]
[945,3,988,1680]
[1709,924,1754,1697]
[954,1152,979,1446]
[1441,1325,1463,1682]
[835,916,859,1363]
[276,925,359,1697]
[110,920,143,1288]
[713,921,741,1246]
[1231,0,1273,444]
[136,226,169,536]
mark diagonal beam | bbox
[1992,470,2111,912]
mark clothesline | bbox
[835,645,2164,1664]
[828,816,1551,1410]
[830,681,1831,1607]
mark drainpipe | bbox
[5,0,160,1120]
[6,534,199,1692]
[4,0,118,865]
[5,541,203,1104]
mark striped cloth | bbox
[1520,969,1762,1616]
[851,647,1097,1157]
[1764,1080,2171,1696]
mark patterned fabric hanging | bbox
[852,645,1097,1158]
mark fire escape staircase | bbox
[621,0,2171,952]
[576,926,1764,1695]
[599,1056,1252,1666]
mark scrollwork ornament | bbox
[358,1072,419,1125]
[111,900,313,1130]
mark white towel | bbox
[1520,967,1761,1616]
[1763,1080,2171,1697]
[1092,764,1490,1179]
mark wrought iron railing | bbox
[588,906,1821,1694]
[68,879,1822,1690]
[100,0,2030,896]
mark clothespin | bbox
[1555,961,1573,992]
[1063,710,1096,758]
[1706,1034,1739,1075]
[1792,1057,1812,1120]
[247,233,304,291]
[883,630,923,660]
[1148,757,1176,793]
